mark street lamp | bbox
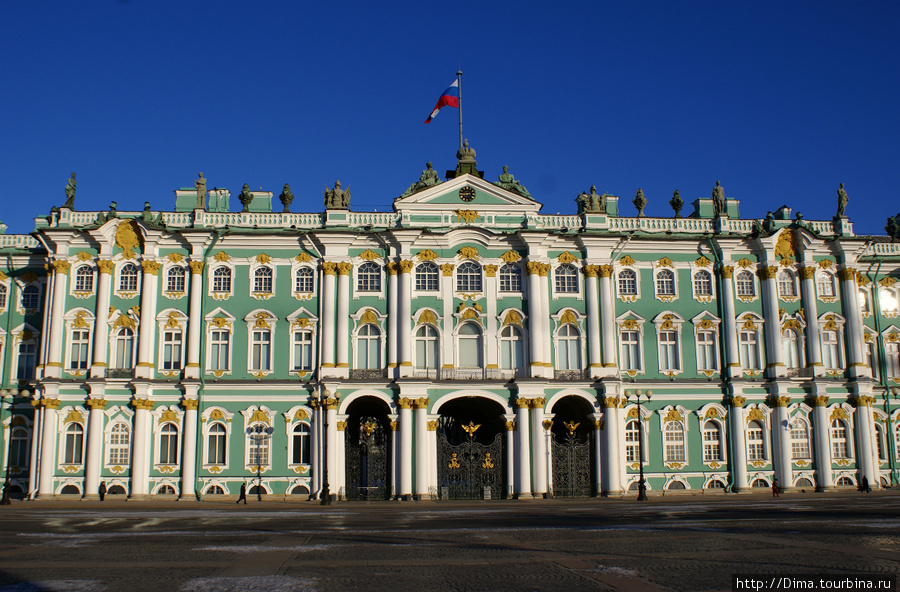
[626,388,653,501]
[320,388,332,506]
[0,389,17,506]
[245,424,274,502]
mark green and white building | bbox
[2,149,900,500]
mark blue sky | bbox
[1,1,898,236]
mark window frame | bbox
[414,262,440,292]
[456,261,483,293]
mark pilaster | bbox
[335,262,351,378]
[799,266,823,375]
[45,260,70,379]
[135,260,160,380]
[129,392,154,498]
[584,266,602,377]
[179,388,199,500]
[719,266,741,379]
[83,391,107,499]
[811,393,833,491]
[320,262,337,372]
[184,261,204,379]
[729,394,749,492]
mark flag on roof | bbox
[424,79,459,123]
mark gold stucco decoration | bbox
[457,246,480,260]
[165,311,183,329]
[663,409,683,422]
[115,220,143,259]
[358,249,381,261]
[296,252,313,263]
[72,311,90,329]
[167,253,185,263]
[737,258,754,269]
[484,264,497,277]
[360,309,378,325]
[213,251,231,262]
[255,253,272,264]
[211,317,231,328]
[695,256,712,268]
[879,277,897,288]
[741,317,758,331]
[704,408,720,419]
[558,251,578,264]
[560,309,578,326]
[830,407,848,421]
[500,250,522,263]
[416,249,439,262]
[441,263,455,277]
[461,308,480,321]
[620,255,635,266]
[503,310,522,326]
[657,257,674,268]
[249,409,270,425]
[159,409,178,423]
[75,251,93,261]
[746,408,765,422]
[783,319,801,331]
[818,259,834,269]
[52,260,71,274]
[63,410,84,424]
[774,229,796,262]
[698,319,714,330]
[620,318,640,331]
[418,310,437,325]
[454,209,480,224]
[114,314,135,330]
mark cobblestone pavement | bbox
[0,490,898,591]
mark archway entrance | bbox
[344,397,392,501]
[437,397,506,500]
[550,395,594,497]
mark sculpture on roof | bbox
[324,180,350,210]
[63,173,76,209]
[712,180,726,217]
[495,165,532,199]
[400,162,441,198]
[762,211,776,234]
[457,139,476,163]
[669,190,684,218]
[633,188,647,217]
[193,173,207,209]
[836,183,848,218]
[576,185,606,214]
[238,184,253,212]
[279,184,294,213]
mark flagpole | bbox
[457,70,463,151]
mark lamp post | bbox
[245,424,274,502]
[889,387,900,487]
[0,389,16,506]
[320,387,332,506]
[626,388,653,501]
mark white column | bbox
[310,401,321,497]
[485,266,499,372]
[772,397,793,489]
[839,267,867,379]
[184,262,204,379]
[729,397,749,491]
[854,397,876,487]
[720,267,741,379]
[427,416,439,498]
[530,399,548,497]
[441,264,454,375]
[760,265,785,379]
[45,261,70,379]
[599,266,617,371]
[399,399,413,498]
[325,399,338,497]
[799,266,823,375]
[90,261,113,378]
[812,397,833,490]
[585,267,602,377]
[179,396,198,500]
[83,396,107,499]
[398,261,413,377]
[504,414,516,499]
[539,268,552,375]
[526,263,543,377]
[334,415,346,496]
[389,414,399,498]
[130,398,153,497]
[37,400,60,497]
[592,412,603,496]
[135,261,160,380]
[320,263,337,371]
[515,400,531,497]
[602,398,621,495]
[387,264,399,378]
[414,399,429,498]
[335,263,351,374]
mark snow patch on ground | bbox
[194,545,328,553]
[587,565,640,577]
[0,581,105,592]
[180,576,319,592]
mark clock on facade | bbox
[459,186,475,202]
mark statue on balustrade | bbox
[63,173,76,209]
[238,184,254,212]
[495,165,532,199]
[836,183,848,218]
[280,184,294,213]
[400,162,441,198]
[324,180,350,210]
[712,180,726,217]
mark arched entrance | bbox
[550,395,594,497]
[344,396,392,500]
[437,397,505,500]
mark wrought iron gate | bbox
[345,416,389,500]
[551,422,592,497]
[437,422,504,500]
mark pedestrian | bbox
[98,482,107,501]
[861,476,871,493]
[772,478,779,498]
[237,482,247,504]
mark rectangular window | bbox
[162,331,183,370]
[252,330,271,371]
[739,330,760,370]
[664,428,685,462]
[747,427,765,461]
[69,330,90,370]
[293,331,312,371]
[697,331,718,371]
[658,330,679,371]
[822,330,840,370]
[17,342,36,379]
[620,331,641,371]
[210,330,230,371]
[702,427,721,462]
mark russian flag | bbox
[424,79,459,123]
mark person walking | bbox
[772,478,780,498]
[98,482,107,501]
[861,476,871,493]
[237,482,247,504]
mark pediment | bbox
[393,174,542,214]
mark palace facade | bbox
[1,153,899,500]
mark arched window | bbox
[790,418,811,459]
[292,423,311,465]
[735,271,755,298]
[207,423,226,464]
[664,421,685,462]
[783,329,801,371]
[357,262,381,292]
[108,422,130,465]
[702,421,722,462]
[253,267,273,293]
[557,324,581,370]
[9,426,29,468]
[499,264,522,292]
[624,420,641,462]
[618,269,637,296]
[295,267,314,293]
[656,269,675,296]
[555,264,578,293]
[822,330,841,370]
[357,324,381,369]
[119,263,139,292]
[113,328,134,369]
[74,266,93,292]
[817,273,836,298]
[457,323,483,368]
[693,270,712,297]
[747,420,765,461]
[456,262,482,292]
[22,285,40,309]
[830,420,849,459]
[64,423,84,464]
[205,485,225,495]
[166,266,185,293]
[414,325,439,370]
[777,271,796,298]
[415,262,439,291]
[213,267,231,293]
[500,325,525,371]
[159,423,179,465]
[0,284,7,309]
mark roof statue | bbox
[279,184,294,213]
[400,162,441,198]
[762,211,776,234]
[324,180,350,210]
[195,173,207,209]
[449,139,482,178]
[712,180,726,217]
[457,139,476,163]
[494,165,532,199]
[669,190,684,218]
[63,172,76,209]
[633,188,647,217]
[576,185,605,214]
[836,183,848,218]
[238,184,254,212]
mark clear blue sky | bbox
[2,1,898,236]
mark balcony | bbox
[349,369,388,380]
[553,369,590,381]
[107,368,135,379]
[410,368,526,381]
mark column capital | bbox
[182,398,199,410]
[321,261,337,276]
[189,261,205,275]
[762,265,778,280]
[484,264,498,277]
[390,420,399,431]
[542,419,553,430]
[141,260,161,275]
[336,262,352,276]
[528,397,546,409]
[336,420,347,431]
[854,395,876,407]
[86,398,108,410]
[719,265,734,279]
[411,397,430,409]
[526,261,543,276]
[97,259,115,274]
[505,420,517,431]
[441,263,454,277]
[800,266,816,280]
[583,265,600,278]
[771,396,791,408]
[838,267,857,282]
[37,398,62,410]
[601,396,619,408]
[132,398,154,411]
[427,420,439,431]
[729,396,746,408]
[323,397,339,410]
[387,262,399,275]
[515,398,530,409]
[398,260,414,274]
[398,397,414,409]
[51,260,71,274]
[812,395,830,407]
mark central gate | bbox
[437,421,503,500]
[551,420,592,497]
[345,416,390,500]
